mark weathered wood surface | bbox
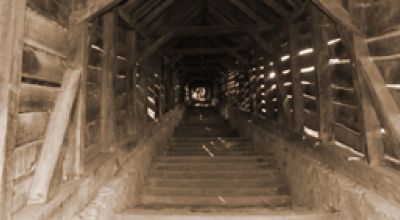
[28,69,81,204]
[288,22,304,133]
[100,11,117,153]
[19,84,59,113]
[16,112,49,146]
[22,46,66,84]
[71,0,124,24]
[25,8,67,57]
[27,0,69,27]
[0,1,26,219]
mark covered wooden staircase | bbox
[118,108,336,219]
[1,0,400,220]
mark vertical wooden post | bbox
[65,21,90,178]
[0,1,26,219]
[311,6,334,142]
[347,2,384,165]
[288,21,305,133]
[126,30,137,134]
[100,10,117,152]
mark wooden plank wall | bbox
[222,6,365,155]
[14,1,69,213]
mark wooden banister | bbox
[28,69,81,204]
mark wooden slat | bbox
[334,123,362,152]
[25,8,67,57]
[19,84,59,113]
[16,112,49,146]
[14,140,43,180]
[22,46,66,84]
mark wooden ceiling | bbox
[118,0,307,78]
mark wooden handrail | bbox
[28,69,81,204]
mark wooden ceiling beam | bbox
[228,0,268,24]
[168,47,244,56]
[160,24,274,37]
[70,0,123,24]
[261,0,290,17]
[123,0,147,12]
[209,38,249,65]
[136,0,177,31]
[140,31,175,61]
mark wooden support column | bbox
[100,11,117,152]
[64,22,90,179]
[288,22,304,133]
[126,31,138,134]
[0,1,26,219]
[311,6,333,142]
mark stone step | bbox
[148,169,279,179]
[117,208,338,220]
[147,177,282,188]
[143,186,287,197]
[153,162,273,171]
[158,155,271,163]
[140,195,292,208]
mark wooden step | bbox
[148,169,279,179]
[143,186,287,197]
[153,162,273,171]
[147,177,282,188]
[158,155,271,163]
[117,208,338,220]
[140,195,292,208]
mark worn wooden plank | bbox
[25,8,67,57]
[22,46,66,84]
[16,112,49,146]
[14,140,43,180]
[19,84,59,113]
[27,69,81,204]
[334,122,362,152]
[0,1,26,218]
[100,11,117,153]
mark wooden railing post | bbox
[288,21,305,134]
[0,1,26,218]
[28,69,81,204]
[64,20,90,179]
[100,10,117,152]
[310,5,334,142]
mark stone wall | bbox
[227,107,400,220]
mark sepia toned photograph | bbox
[0,0,399,219]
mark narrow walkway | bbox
[118,108,337,219]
